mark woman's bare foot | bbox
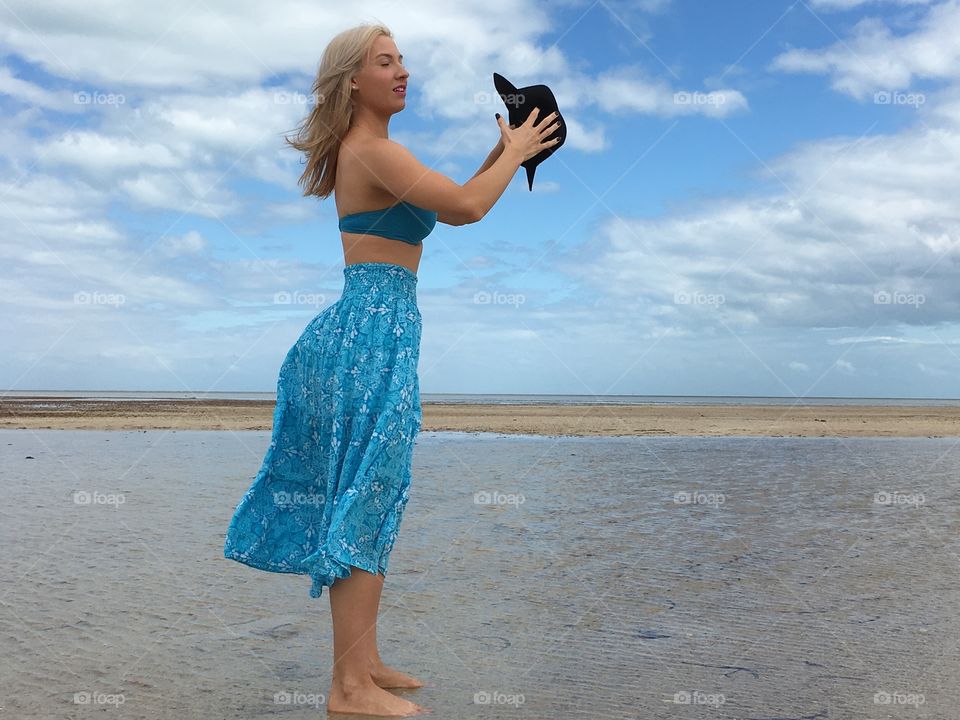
[370,661,426,689]
[328,677,429,717]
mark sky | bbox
[1,0,959,397]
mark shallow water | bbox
[1,429,956,718]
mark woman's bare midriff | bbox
[340,232,422,275]
[336,133,423,276]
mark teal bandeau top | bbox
[338,201,438,245]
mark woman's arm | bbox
[468,139,505,182]
[358,133,524,226]
[437,139,510,224]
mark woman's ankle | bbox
[331,669,378,693]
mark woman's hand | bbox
[493,123,513,153]
[496,108,561,163]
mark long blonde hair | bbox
[284,23,393,199]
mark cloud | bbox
[591,66,749,118]
[829,334,960,344]
[158,230,207,257]
[43,131,180,172]
[572,2,959,337]
[562,115,608,152]
[0,66,73,110]
[770,0,960,98]
[562,82,960,334]
[0,0,747,245]
[809,0,930,9]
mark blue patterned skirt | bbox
[223,262,423,599]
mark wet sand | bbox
[2,396,959,436]
[1,429,957,718]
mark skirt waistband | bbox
[342,262,418,301]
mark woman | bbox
[223,23,560,717]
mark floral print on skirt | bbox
[224,262,423,599]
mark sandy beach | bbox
[2,428,957,718]
[1,396,959,436]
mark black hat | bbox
[493,72,567,191]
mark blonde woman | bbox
[224,22,560,717]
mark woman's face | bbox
[352,35,409,113]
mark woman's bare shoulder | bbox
[335,133,400,211]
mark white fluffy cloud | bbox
[809,0,930,9]
[771,0,960,98]
[564,84,960,334]
[590,66,748,117]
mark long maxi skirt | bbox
[223,261,423,599]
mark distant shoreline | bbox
[5,391,960,406]
[2,397,958,436]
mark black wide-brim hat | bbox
[493,72,567,191]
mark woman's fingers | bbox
[538,121,560,139]
[535,114,559,133]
